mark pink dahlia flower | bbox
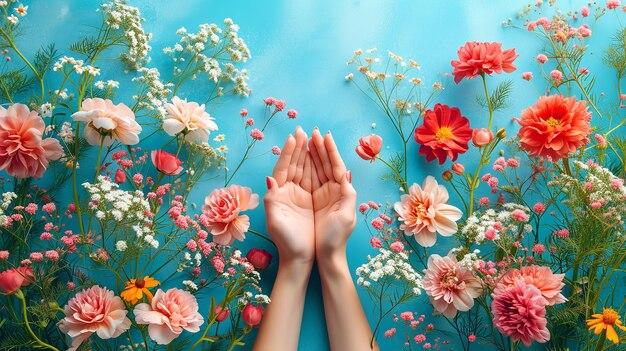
[451,42,518,84]
[72,98,141,146]
[394,176,463,247]
[58,286,131,351]
[201,184,259,245]
[422,254,482,317]
[491,280,550,346]
[163,96,218,143]
[134,288,204,344]
[495,265,567,306]
[0,104,63,178]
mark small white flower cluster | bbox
[58,121,74,144]
[461,203,532,244]
[0,192,17,227]
[94,80,120,90]
[83,176,156,248]
[115,240,127,251]
[355,249,422,295]
[131,67,173,118]
[182,251,203,267]
[101,0,152,69]
[39,103,53,118]
[450,247,482,271]
[183,280,198,291]
[238,291,271,305]
[53,56,100,76]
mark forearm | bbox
[319,251,379,351]
[253,259,311,351]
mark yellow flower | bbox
[586,308,626,344]
[120,276,159,304]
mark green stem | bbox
[94,136,106,183]
[248,229,276,248]
[16,290,59,351]
[0,28,44,103]
[375,156,408,192]
[593,330,606,351]
[481,74,494,131]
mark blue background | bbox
[15,0,623,350]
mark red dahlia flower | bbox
[414,104,472,164]
[451,42,518,84]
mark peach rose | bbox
[0,104,63,178]
[201,185,259,245]
[71,98,141,146]
[58,285,131,351]
[355,134,383,162]
[471,128,494,147]
[163,96,218,143]
[134,288,204,345]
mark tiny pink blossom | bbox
[271,146,281,155]
[371,217,385,230]
[485,228,497,240]
[274,100,286,111]
[240,108,248,117]
[246,118,254,126]
[532,243,546,255]
[488,177,499,187]
[590,201,602,209]
[423,343,431,349]
[390,241,404,252]
[611,178,624,189]
[533,202,546,214]
[30,252,43,262]
[522,72,533,80]
[550,69,563,83]
[506,158,520,167]
[42,203,56,213]
[400,311,414,322]
[511,209,528,222]
[0,251,8,260]
[67,281,75,290]
[481,173,492,182]
[607,0,621,9]
[384,328,396,338]
[264,97,276,106]
[579,67,589,75]
[359,203,369,213]
[581,6,590,16]
[287,109,297,119]
[594,133,607,148]
[370,237,382,249]
[468,334,476,342]
[536,54,548,64]
[415,334,426,343]
[250,128,264,140]
[553,229,570,238]
[133,173,143,185]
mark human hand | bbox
[309,129,356,260]
[264,127,315,266]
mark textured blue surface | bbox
[15,0,622,350]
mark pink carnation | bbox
[59,286,131,351]
[134,288,204,344]
[495,265,566,306]
[370,237,382,249]
[390,241,404,252]
[422,254,482,317]
[201,185,259,245]
[250,128,264,140]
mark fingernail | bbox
[326,131,331,135]
[266,177,272,190]
[347,171,352,183]
[313,126,319,130]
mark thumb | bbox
[266,176,278,192]
[339,171,356,212]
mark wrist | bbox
[277,257,313,282]
[317,250,350,278]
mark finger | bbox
[287,128,306,182]
[263,176,279,201]
[272,134,296,186]
[324,131,347,183]
[308,135,328,183]
[312,129,334,181]
[300,153,312,192]
[293,134,308,185]
[310,156,322,191]
[339,171,357,215]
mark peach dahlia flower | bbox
[394,176,462,247]
[71,98,141,146]
[0,103,63,178]
[163,96,218,143]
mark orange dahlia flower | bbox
[516,95,592,161]
[414,104,472,164]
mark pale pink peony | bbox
[134,288,204,345]
[495,265,567,306]
[394,176,463,247]
[422,254,482,317]
[58,285,131,351]
[163,96,218,143]
[491,280,550,346]
[72,98,141,146]
[0,104,63,178]
[201,185,259,245]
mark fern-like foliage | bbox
[68,36,102,57]
[33,44,58,78]
[476,79,513,112]
[379,153,405,189]
[0,68,33,103]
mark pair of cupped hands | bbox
[264,127,356,265]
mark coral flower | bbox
[495,265,566,306]
[394,176,463,247]
[163,96,218,143]
[516,95,592,161]
[58,286,131,351]
[451,42,518,84]
[120,276,160,304]
[151,150,183,175]
[355,134,383,162]
[586,308,626,344]
[422,254,482,317]
[491,280,550,346]
[0,104,63,178]
[134,288,204,345]
[201,185,259,245]
[72,98,141,146]
[414,104,472,164]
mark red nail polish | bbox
[266,177,272,189]
[347,171,352,183]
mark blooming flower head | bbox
[495,265,566,306]
[451,41,518,84]
[516,95,592,161]
[394,176,463,247]
[59,286,131,351]
[120,276,160,304]
[163,96,218,143]
[134,288,204,344]
[201,185,259,245]
[422,254,482,318]
[0,266,33,294]
[0,104,64,178]
[414,104,472,164]
[151,150,183,175]
[355,134,383,162]
[586,308,626,344]
[72,98,141,146]
[491,280,550,346]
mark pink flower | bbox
[240,108,248,117]
[271,146,281,155]
[510,209,528,222]
[242,304,263,326]
[370,237,382,248]
[72,98,141,146]
[264,97,276,106]
[59,286,131,351]
[0,104,63,178]
[536,54,548,64]
[451,42,518,84]
[491,280,550,346]
[163,96,218,143]
[451,162,465,175]
[384,328,396,338]
[595,133,607,148]
[46,250,59,261]
[414,104,473,164]
[246,248,272,270]
[581,6,590,16]
[371,217,385,230]
[468,334,476,342]
[550,69,563,83]
[355,134,383,162]
[246,118,255,126]
[0,266,33,294]
[250,128,264,140]
[422,254,482,318]
[533,202,546,214]
[274,100,286,112]
[215,306,229,322]
[201,185,259,245]
[400,311,414,321]
[532,243,546,255]
[607,0,621,9]
[151,150,183,176]
[390,241,405,252]
[134,288,204,344]
[415,334,426,343]
[472,128,494,147]
[522,72,533,81]
[495,265,566,306]
[359,203,369,213]
[287,109,298,119]
[115,169,126,184]
[0,251,8,260]
[394,176,462,247]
